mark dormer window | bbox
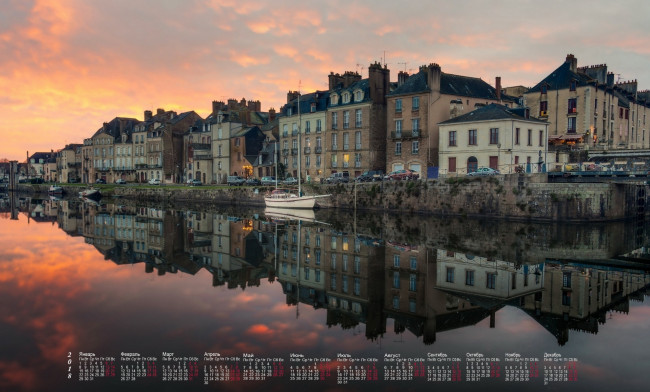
[570,80,577,91]
[330,94,339,106]
[288,107,293,116]
[342,92,350,104]
[311,103,316,113]
[354,90,363,102]
[541,84,547,94]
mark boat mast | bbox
[297,84,302,196]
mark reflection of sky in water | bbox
[0,212,649,391]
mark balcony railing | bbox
[316,127,322,133]
[282,149,289,156]
[292,129,298,136]
[315,146,322,154]
[331,162,338,168]
[391,130,425,139]
[343,122,350,129]
[343,162,349,168]
[114,166,135,171]
[291,148,298,156]
[135,163,147,168]
[355,121,362,128]
[304,147,311,154]
[191,143,211,150]
[355,144,362,150]
[148,164,163,169]
[331,145,338,151]
[194,153,213,160]
[67,162,81,167]
[343,144,349,151]
[355,161,361,168]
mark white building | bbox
[439,104,549,175]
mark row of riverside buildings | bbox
[21,54,650,184]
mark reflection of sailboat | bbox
[264,88,329,209]
[265,207,316,222]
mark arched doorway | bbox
[467,156,478,173]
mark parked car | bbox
[245,178,261,186]
[467,167,500,176]
[356,170,385,182]
[283,177,299,185]
[189,179,202,186]
[227,175,246,186]
[115,179,126,184]
[261,176,276,186]
[95,178,106,184]
[387,169,419,180]
[148,178,161,185]
[326,172,350,184]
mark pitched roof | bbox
[528,61,593,93]
[388,69,502,100]
[281,90,331,116]
[439,103,547,125]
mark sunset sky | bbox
[2,0,650,161]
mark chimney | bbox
[368,62,390,105]
[212,100,226,114]
[156,108,164,115]
[240,98,247,107]
[268,108,276,122]
[342,71,361,88]
[495,76,502,101]
[227,99,238,108]
[398,71,409,87]
[565,54,577,73]
[287,91,300,104]
[426,63,442,92]
[144,110,152,121]
[328,72,344,90]
[607,72,615,87]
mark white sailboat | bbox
[264,88,329,209]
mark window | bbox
[489,128,499,145]
[409,274,416,291]
[354,278,361,295]
[449,131,457,146]
[446,267,454,283]
[316,119,322,133]
[448,157,457,173]
[332,112,338,129]
[393,271,400,288]
[354,256,360,274]
[563,272,571,288]
[562,291,571,306]
[343,111,350,129]
[412,96,420,110]
[395,120,402,136]
[343,133,349,150]
[305,121,310,133]
[355,131,362,150]
[486,272,497,289]
[541,84,547,94]
[409,299,416,313]
[395,142,402,155]
[412,141,419,154]
[355,109,362,127]
[354,90,362,102]
[331,95,338,106]
[410,256,417,270]
[568,98,577,114]
[515,128,520,145]
[395,99,402,112]
[393,254,400,267]
[330,274,337,290]
[540,101,548,117]
[528,129,532,145]
[331,133,337,150]
[568,117,577,133]
[393,296,400,309]
[342,92,350,104]
[412,118,420,134]
[465,270,475,286]
[539,130,544,146]
[468,129,477,145]
[570,80,576,91]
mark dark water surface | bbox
[1,196,649,391]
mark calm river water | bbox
[0,195,649,391]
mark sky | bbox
[2,0,650,161]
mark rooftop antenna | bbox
[616,74,623,83]
[356,63,363,76]
[383,50,387,67]
[398,62,407,72]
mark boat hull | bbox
[264,195,317,209]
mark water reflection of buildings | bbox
[17,199,650,347]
